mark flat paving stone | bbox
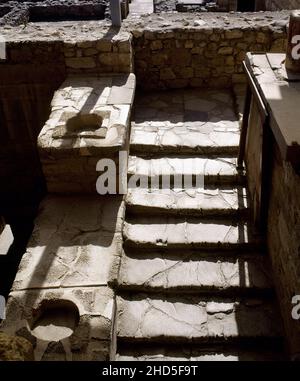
[117,252,272,293]
[117,295,283,342]
[126,186,248,217]
[123,217,262,249]
[12,195,124,291]
[131,89,240,155]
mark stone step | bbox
[116,251,273,295]
[116,295,283,344]
[130,124,240,156]
[123,217,263,250]
[116,344,285,361]
[126,186,249,217]
[131,89,240,156]
[128,156,245,186]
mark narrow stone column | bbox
[110,0,122,27]
[286,10,300,73]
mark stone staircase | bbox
[112,89,285,361]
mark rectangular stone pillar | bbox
[110,0,122,27]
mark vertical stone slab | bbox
[286,10,300,72]
[110,0,122,27]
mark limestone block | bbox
[123,217,262,250]
[11,195,124,291]
[65,57,97,69]
[117,252,272,292]
[1,287,115,361]
[126,186,248,216]
[117,295,282,341]
[38,74,136,194]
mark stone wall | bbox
[246,126,300,358]
[124,12,288,90]
[244,57,300,358]
[265,0,300,10]
[0,22,132,211]
[267,146,300,358]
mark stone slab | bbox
[128,156,245,185]
[117,295,283,342]
[131,89,240,155]
[38,74,135,194]
[247,53,300,166]
[1,286,114,361]
[12,195,124,291]
[123,217,262,249]
[126,186,248,217]
[117,252,272,293]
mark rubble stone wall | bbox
[265,0,300,10]
[124,13,289,90]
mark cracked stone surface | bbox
[126,186,248,216]
[128,156,244,185]
[12,195,124,291]
[131,89,240,155]
[117,295,282,341]
[117,252,272,292]
[123,217,261,249]
[1,287,114,361]
[38,74,135,193]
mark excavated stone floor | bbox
[113,88,286,360]
[1,87,286,361]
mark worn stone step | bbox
[126,186,249,217]
[116,344,285,361]
[123,217,263,250]
[116,295,283,344]
[116,252,273,295]
[128,156,245,186]
[131,88,240,156]
[130,125,240,156]
[130,124,240,156]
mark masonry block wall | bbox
[0,24,132,209]
[125,13,288,90]
[265,0,300,10]
[245,100,300,359]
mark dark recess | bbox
[0,6,12,17]
[29,4,106,22]
[237,0,256,12]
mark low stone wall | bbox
[244,54,300,358]
[265,0,300,10]
[267,146,300,358]
[246,129,300,358]
[124,12,289,90]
